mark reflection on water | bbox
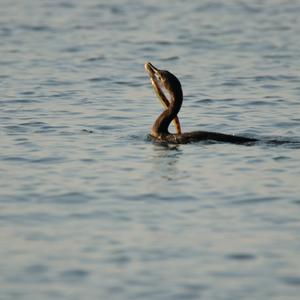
[151,145,182,181]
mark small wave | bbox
[19,91,35,96]
[226,253,256,261]
[57,2,76,9]
[115,80,143,87]
[281,276,300,286]
[156,40,173,46]
[124,192,196,202]
[0,27,12,37]
[232,196,280,205]
[263,54,293,60]
[2,98,40,104]
[222,80,243,87]
[31,157,65,164]
[81,129,94,134]
[25,264,49,274]
[255,75,280,81]
[5,122,69,134]
[20,25,54,32]
[4,125,28,133]
[294,200,300,205]
[274,121,299,128]
[63,46,83,53]
[44,79,75,86]
[84,56,106,62]
[88,77,111,82]
[95,125,116,130]
[266,139,300,149]
[60,269,89,280]
[161,56,179,61]
[196,98,214,104]
[195,2,227,12]
[273,156,290,161]
[49,192,95,204]
[128,132,148,142]
[260,84,280,89]
[247,100,270,106]
[2,156,30,162]
[19,121,48,127]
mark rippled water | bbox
[1,0,300,299]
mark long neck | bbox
[151,84,183,137]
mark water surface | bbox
[1,0,300,299]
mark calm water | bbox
[1,0,300,299]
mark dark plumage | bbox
[145,62,257,145]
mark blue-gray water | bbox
[1,0,300,299]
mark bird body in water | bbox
[145,62,258,145]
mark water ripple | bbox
[88,76,111,82]
[281,276,300,286]
[226,253,256,261]
[60,269,89,281]
[1,1,300,299]
[231,196,280,205]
